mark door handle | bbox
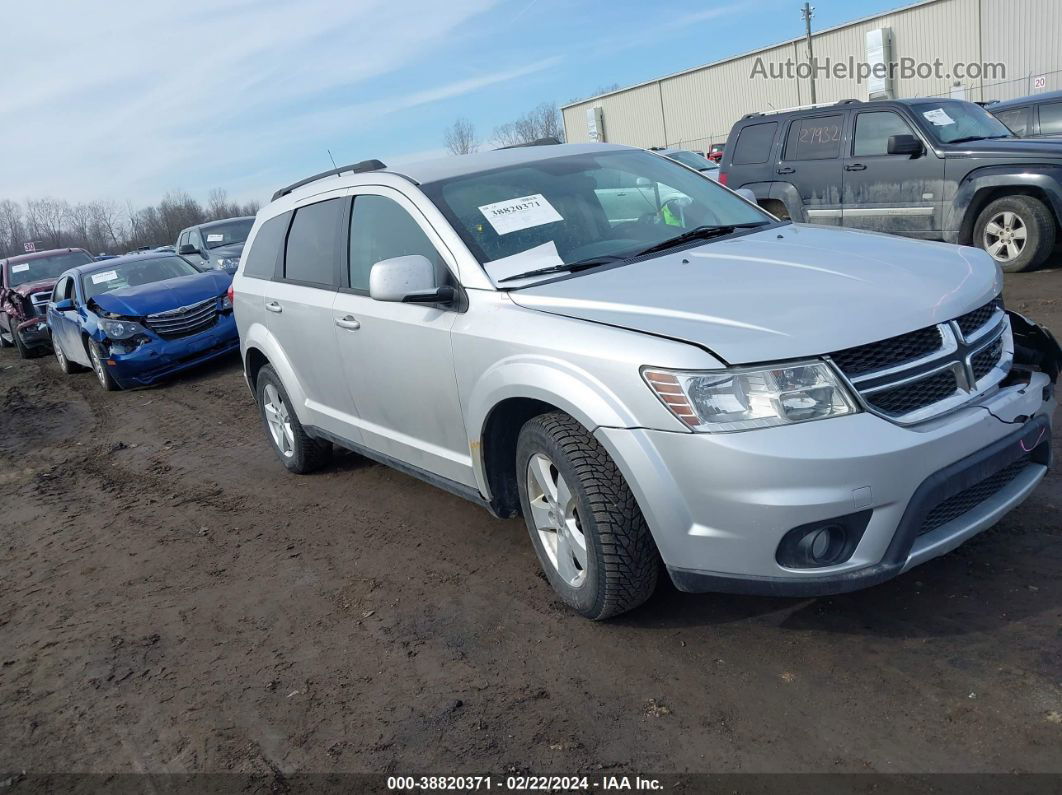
[777,166,795,175]
[845,163,867,171]
[335,315,361,331]
[265,301,282,313]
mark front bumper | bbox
[594,373,1055,596]
[16,318,52,351]
[101,313,239,388]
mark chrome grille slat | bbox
[144,298,218,339]
[829,296,1011,425]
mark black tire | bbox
[515,411,659,620]
[254,364,331,474]
[974,195,1056,273]
[87,339,120,391]
[13,330,33,359]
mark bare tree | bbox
[444,117,479,155]
[491,102,565,148]
[0,200,27,257]
[25,198,70,248]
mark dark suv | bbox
[719,97,1062,272]
[0,248,94,357]
[987,90,1062,139]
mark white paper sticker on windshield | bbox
[483,241,564,286]
[11,263,29,273]
[478,194,563,235]
[206,233,224,242]
[91,270,118,284]
[922,108,955,126]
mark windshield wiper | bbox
[634,222,771,257]
[496,255,624,284]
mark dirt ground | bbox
[1,266,1060,778]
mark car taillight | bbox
[718,172,728,186]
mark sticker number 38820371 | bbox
[478,194,563,235]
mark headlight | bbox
[217,257,240,270]
[99,319,148,340]
[220,292,232,310]
[642,361,857,432]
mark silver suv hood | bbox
[508,224,1002,364]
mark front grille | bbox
[956,297,1002,339]
[831,325,943,377]
[918,455,1031,536]
[144,298,218,339]
[971,336,1004,382]
[30,293,50,318]
[865,369,960,416]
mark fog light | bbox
[776,510,872,569]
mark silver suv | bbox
[233,143,1058,619]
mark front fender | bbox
[465,354,681,498]
[948,165,1062,241]
[240,321,310,421]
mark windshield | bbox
[8,251,93,287]
[200,219,253,249]
[421,149,771,286]
[665,150,717,171]
[82,256,200,301]
[911,101,1013,144]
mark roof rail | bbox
[495,136,563,150]
[740,98,863,120]
[271,159,387,202]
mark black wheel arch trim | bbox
[949,165,1062,242]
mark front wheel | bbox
[255,364,331,474]
[974,195,1055,273]
[13,330,33,359]
[88,341,120,391]
[516,411,660,620]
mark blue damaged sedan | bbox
[47,252,238,390]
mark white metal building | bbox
[562,0,1062,153]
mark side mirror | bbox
[735,188,757,203]
[178,244,199,256]
[53,298,74,312]
[369,255,455,305]
[887,134,923,156]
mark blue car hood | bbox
[90,271,231,318]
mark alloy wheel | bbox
[983,211,1027,263]
[525,452,587,587]
[90,346,107,388]
[54,340,66,370]
[263,383,295,458]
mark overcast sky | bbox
[0,0,897,207]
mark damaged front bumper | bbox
[16,317,52,352]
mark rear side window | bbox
[284,199,344,285]
[784,114,844,160]
[732,122,777,165]
[1038,102,1062,135]
[993,106,1031,136]
[243,212,290,279]
[348,195,446,292]
[852,111,915,156]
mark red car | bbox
[0,248,94,358]
[707,143,725,163]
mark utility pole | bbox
[802,2,816,104]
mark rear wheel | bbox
[516,411,660,620]
[974,195,1055,273]
[88,341,120,391]
[255,364,331,474]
